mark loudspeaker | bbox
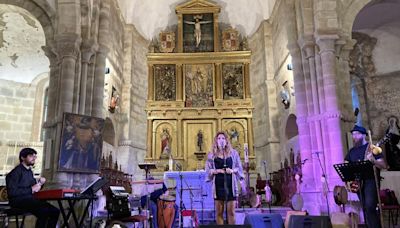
[243,213,283,228]
[288,215,332,228]
[199,225,251,228]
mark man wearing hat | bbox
[345,125,386,228]
[6,148,60,227]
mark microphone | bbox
[302,158,308,164]
[262,160,267,165]
[175,163,182,171]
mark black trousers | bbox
[358,180,381,228]
[10,198,60,228]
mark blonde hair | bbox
[210,131,233,158]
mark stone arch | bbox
[0,0,56,43]
[103,118,116,146]
[285,114,298,140]
[342,0,371,35]
[30,72,49,141]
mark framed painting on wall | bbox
[58,113,105,173]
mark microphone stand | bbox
[315,152,330,216]
[178,166,184,228]
[223,150,228,225]
[182,176,195,228]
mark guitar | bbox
[349,133,391,193]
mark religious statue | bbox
[386,116,400,170]
[229,127,239,143]
[184,14,212,47]
[197,130,203,151]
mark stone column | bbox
[316,35,344,187]
[91,47,108,118]
[79,40,97,115]
[42,44,59,122]
[55,34,81,117]
[287,43,316,212]
[92,0,110,118]
[41,44,59,175]
[85,55,96,114]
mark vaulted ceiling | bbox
[116,0,276,40]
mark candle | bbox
[244,143,249,163]
[169,155,173,171]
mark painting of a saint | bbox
[222,64,244,99]
[160,128,171,159]
[184,64,214,107]
[59,113,105,173]
[154,65,176,101]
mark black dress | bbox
[214,157,235,201]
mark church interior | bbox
[0,0,400,227]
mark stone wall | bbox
[0,79,45,174]
[353,22,400,137]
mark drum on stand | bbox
[158,195,176,228]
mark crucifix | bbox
[184,14,212,47]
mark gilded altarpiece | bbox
[146,0,254,171]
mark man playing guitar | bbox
[344,125,386,228]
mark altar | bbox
[164,171,214,210]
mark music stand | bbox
[80,176,108,196]
[138,163,157,228]
[333,161,374,183]
[333,161,375,227]
[138,163,157,180]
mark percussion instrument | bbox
[158,195,176,228]
[333,185,348,205]
[291,174,303,211]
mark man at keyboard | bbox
[6,148,60,227]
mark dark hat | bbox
[351,125,367,135]
[19,148,37,162]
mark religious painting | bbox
[222,28,239,51]
[58,113,105,173]
[159,31,176,53]
[154,121,177,162]
[183,13,214,52]
[154,65,176,101]
[184,64,214,107]
[222,119,247,156]
[222,63,244,99]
